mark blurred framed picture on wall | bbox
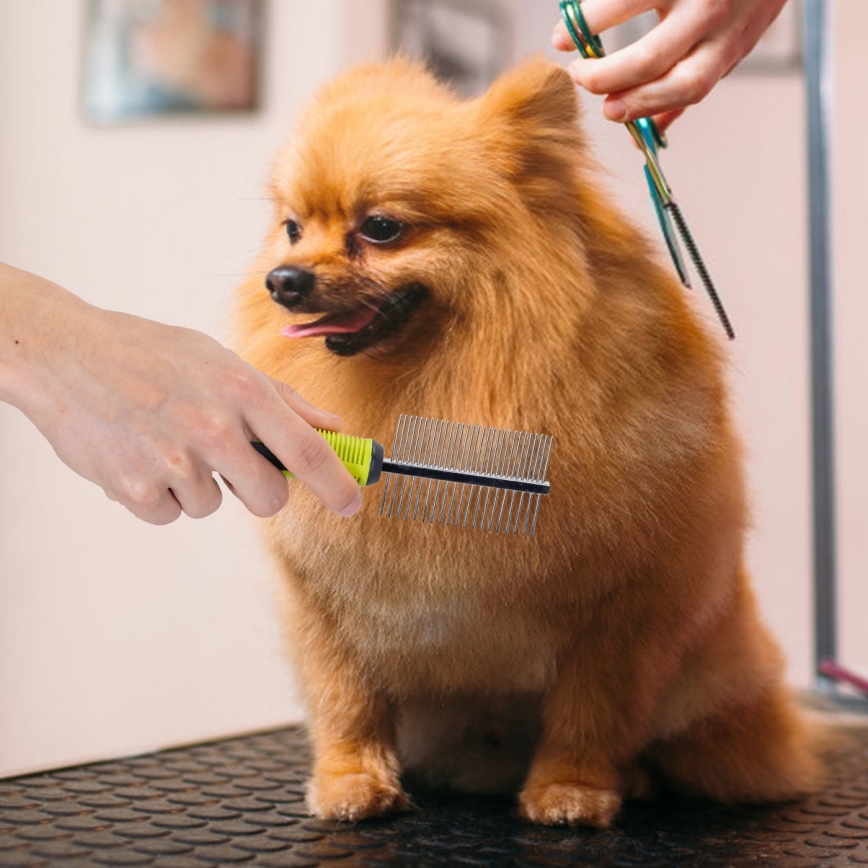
[83,0,263,124]
[393,0,510,97]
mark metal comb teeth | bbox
[379,415,554,538]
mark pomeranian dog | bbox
[234,58,821,827]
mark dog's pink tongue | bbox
[281,307,378,339]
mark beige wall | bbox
[1,0,857,779]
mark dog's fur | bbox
[234,59,821,827]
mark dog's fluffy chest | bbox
[282,521,558,696]
[342,592,555,696]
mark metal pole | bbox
[803,0,837,692]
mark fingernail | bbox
[339,490,362,518]
[604,100,627,121]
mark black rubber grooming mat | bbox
[3,723,868,867]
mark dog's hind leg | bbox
[647,686,823,803]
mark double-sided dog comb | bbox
[253,415,554,538]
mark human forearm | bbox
[0,262,91,412]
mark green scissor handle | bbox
[559,0,603,58]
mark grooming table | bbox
[2,712,868,867]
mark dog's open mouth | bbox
[280,284,428,356]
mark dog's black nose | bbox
[266,266,316,308]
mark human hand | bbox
[0,265,361,525]
[553,0,789,130]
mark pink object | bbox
[818,658,868,695]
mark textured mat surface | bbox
[3,724,868,867]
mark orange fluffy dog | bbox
[235,59,820,827]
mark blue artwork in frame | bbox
[83,0,263,124]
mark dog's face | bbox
[261,60,584,359]
[264,185,436,357]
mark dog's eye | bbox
[285,219,302,245]
[360,216,403,245]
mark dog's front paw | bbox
[307,772,411,822]
[518,782,622,828]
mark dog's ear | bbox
[475,59,586,215]
[480,59,580,132]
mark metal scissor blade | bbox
[630,120,691,289]
[666,201,735,340]
[644,164,691,289]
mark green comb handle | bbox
[252,431,384,486]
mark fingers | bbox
[554,0,789,126]
[124,496,182,525]
[553,0,659,51]
[240,383,362,519]
[267,376,344,433]
[567,11,700,102]
[650,106,686,133]
[553,20,575,51]
[574,0,662,35]
[601,39,729,122]
[115,480,183,526]
[553,0,706,125]
[250,415,361,517]
[169,474,224,520]
[261,378,362,516]
[108,461,224,524]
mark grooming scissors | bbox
[559,0,735,339]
